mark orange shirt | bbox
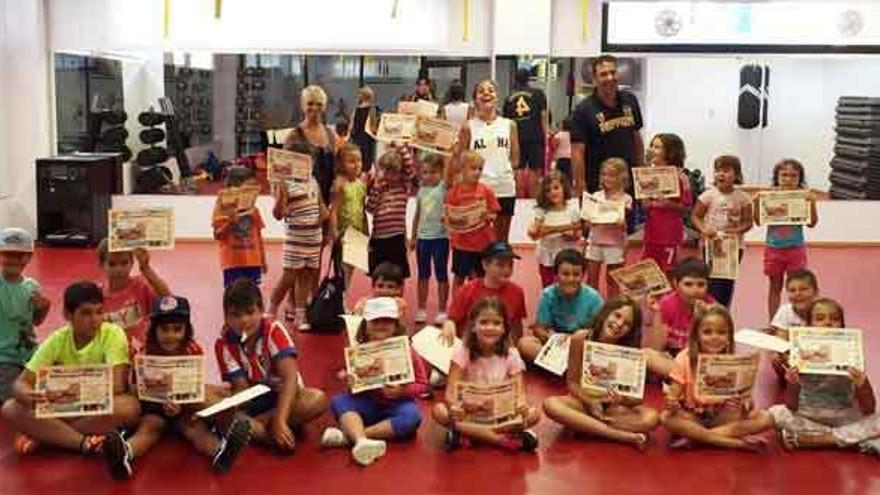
[445,182,500,253]
[213,207,266,270]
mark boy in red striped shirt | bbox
[215,279,328,453]
[366,145,417,281]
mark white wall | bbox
[643,56,880,190]
[48,0,493,56]
[551,0,604,57]
[1,0,52,231]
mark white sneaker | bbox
[351,438,386,466]
[414,310,428,324]
[320,427,349,449]
[435,311,448,324]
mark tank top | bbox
[339,179,367,233]
[444,102,469,130]
[469,116,515,198]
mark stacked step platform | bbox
[829,97,880,199]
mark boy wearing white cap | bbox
[0,228,50,401]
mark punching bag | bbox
[738,64,770,129]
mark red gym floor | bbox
[2,243,879,494]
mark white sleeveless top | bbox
[469,116,515,198]
[444,102,469,129]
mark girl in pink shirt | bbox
[584,158,633,298]
[661,305,773,451]
[432,297,540,452]
[641,133,693,273]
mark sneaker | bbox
[351,438,386,466]
[212,416,252,473]
[415,310,428,324]
[295,309,311,331]
[443,429,461,452]
[435,312,448,325]
[13,433,39,456]
[518,430,538,452]
[320,427,349,449]
[103,431,133,480]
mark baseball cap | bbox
[481,241,520,260]
[150,295,191,323]
[363,297,399,321]
[0,228,35,253]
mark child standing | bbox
[646,257,715,355]
[366,146,417,283]
[269,143,330,330]
[770,298,880,455]
[321,297,427,466]
[98,240,171,351]
[216,279,328,453]
[642,133,693,274]
[445,151,501,292]
[1,281,140,455]
[518,249,603,365]
[552,118,572,182]
[0,228,50,402]
[409,154,450,324]
[528,170,581,288]
[584,158,633,297]
[432,297,540,451]
[691,155,753,307]
[755,159,819,320]
[330,143,368,293]
[661,305,774,451]
[212,166,267,288]
[103,295,251,479]
[543,297,659,449]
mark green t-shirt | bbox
[26,322,129,371]
[0,276,40,365]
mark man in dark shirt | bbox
[571,55,645,197]
[503,68,548,196]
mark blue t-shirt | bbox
[536,284,604,333]
[417,182,447,240]
[766,225,805,249]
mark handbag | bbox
[306,244,346,332]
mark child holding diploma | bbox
[432,297,540,452]
[1,282,140,456]
[215,279,328,453]
[661,305,773,451]
[320,298,427,466]
[543,297,659,449]
[755,159,819,320]
[330,143,368,294]
[584,158,632,297]
[103,296,252,479]
[770,298,880,455]
[528,170,581,288]
[212,166,267,288]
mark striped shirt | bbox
[214,319,297,387]
[367,145,416,239]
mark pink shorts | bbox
[642,243,679,273]
[763,246,807,278]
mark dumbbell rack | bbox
[235,59,267,157]
[829,96,880,200]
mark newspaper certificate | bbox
[581,341,646,399]
[35,365,113,418]
[413,116,456,153]
[267,147,312,183]
[344,336,415,393]
[454,380,522,429]
[398,100,439,118]
[446,201,487,233]
[580,192,625,224]
[705,234,739,280]
[218,185,260,213]
[534,333,571,376]
[789,327,864,376]
[108,207,175,252]
[695,353,759,402]
[633,166,681,199]
[135,355,205,404]
[758,190,811,225]
[610,259,672,298]
[376,113,417,142]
